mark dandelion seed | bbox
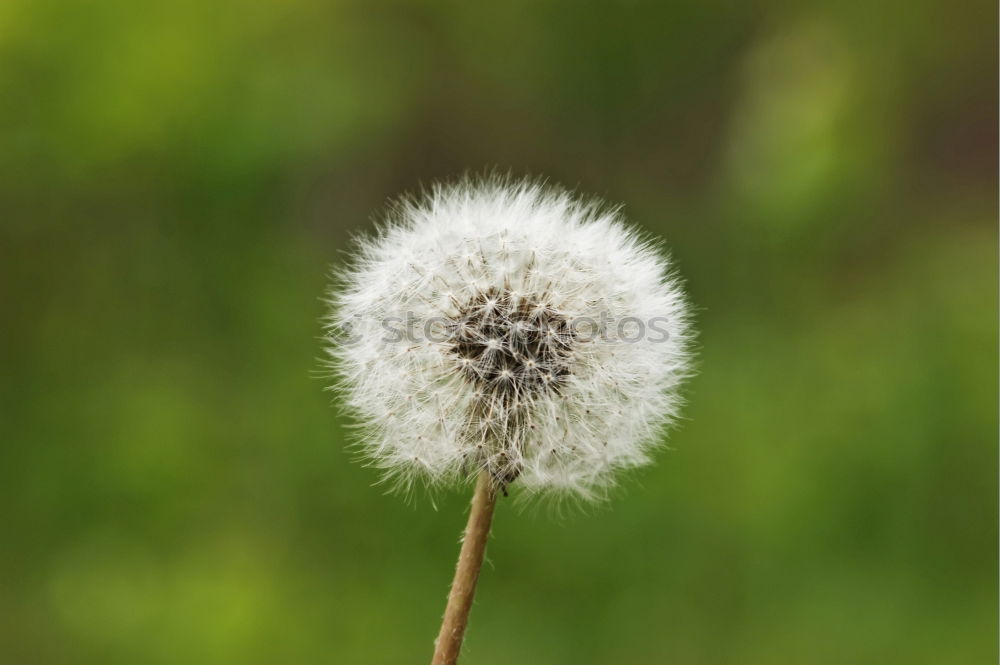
[323,175,694,665]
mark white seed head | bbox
[325,176,693,501]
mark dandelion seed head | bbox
[325,176,693,501]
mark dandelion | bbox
[324,176,693,664]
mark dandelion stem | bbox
[431,470,498,665]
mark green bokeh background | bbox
[2,2,996,663]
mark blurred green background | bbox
[1,1,996,663]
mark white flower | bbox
[325,176,693,501]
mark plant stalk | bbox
[431,471,498,665]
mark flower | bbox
[325,176,693,500]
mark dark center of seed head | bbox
[448,288,573,399]
[447,288,576,491]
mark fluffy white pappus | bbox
[324,176,693,501]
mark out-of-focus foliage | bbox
[1,1,995,663]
